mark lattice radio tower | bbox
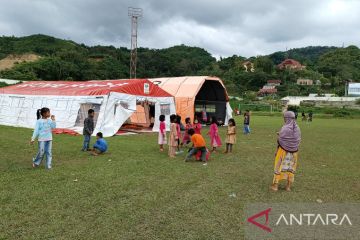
[128,7,142,79]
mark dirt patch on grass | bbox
[0,53,41,70]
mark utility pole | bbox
[128,7,142,79]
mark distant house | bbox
[277,59,305,70]
[297,79,313,86]
[348,83,360,96]
[258,85,277,96]
[267,79,281,86]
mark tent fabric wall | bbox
[0,79,176,137]
[149,76,232,124]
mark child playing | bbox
[30,107,56,169]
[243,110,251,135]
[82,109,95,151]
[193,118,202,134]
[181,117,192,147]
[208,116,222,153]
[158,114,167,152]
[91,132,108,156]
[224,118,236,153]
[168,114,178,158]
[185,128,208,165]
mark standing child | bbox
[176,115,183,154]
[224,118,236,153]
[168,114,178,158]
[30,107,56,169]
[181,117,192,147]
[193,118,202,134]
[243,110,251,135]
[82,109,95,151]
[158,115,167,152]
[208,116,222,153]
[91,132,108,156]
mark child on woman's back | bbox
[158,114,167,152]
[224,118,236,153]
[30,107,56,169]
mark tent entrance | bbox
[75,103,101,127]
[194,80,227,124]
[123,100,155,130]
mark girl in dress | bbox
[158,115,167,152]
[224,118,236,153]
[208,116,222,153]
[168,114,178,158]
[181,117,192,147]
[193,118,202,135]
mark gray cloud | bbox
[0,0,359,57]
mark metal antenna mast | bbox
[128,7,142,79]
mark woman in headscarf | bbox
[271,111,301,192]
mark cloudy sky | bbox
[1,0,360,57]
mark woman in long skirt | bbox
[271,111,301,192]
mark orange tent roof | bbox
[149,76,228,99]
[149,76,229,122]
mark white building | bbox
[348,83,360,96]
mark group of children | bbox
[31,107,245,169]
[31,108,108,169]
[159,113,238,165]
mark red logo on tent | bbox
[247,208,272,233]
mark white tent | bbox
[0,79,175,137]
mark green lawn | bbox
[0,116,359,240]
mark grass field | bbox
[0,116,359,240]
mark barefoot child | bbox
[181,117,192,147]
[168,114,178,158]
[91,132,108,156]
[208,116,222,153]
[158,115,167,152]
[82,109,95,151]
[224,118,236,153]
[185,128,207,165]
[30,107,56,169]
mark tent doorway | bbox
[194,80,227,124]
[75,103,101,127]
[125,101,156,129]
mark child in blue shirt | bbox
[91,132,108,156]
[30,107,56,169]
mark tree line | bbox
[1,34,359,97]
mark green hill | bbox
[0,34,359,96]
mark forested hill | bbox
[1,34,359,96]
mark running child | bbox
[181,117,192,147]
